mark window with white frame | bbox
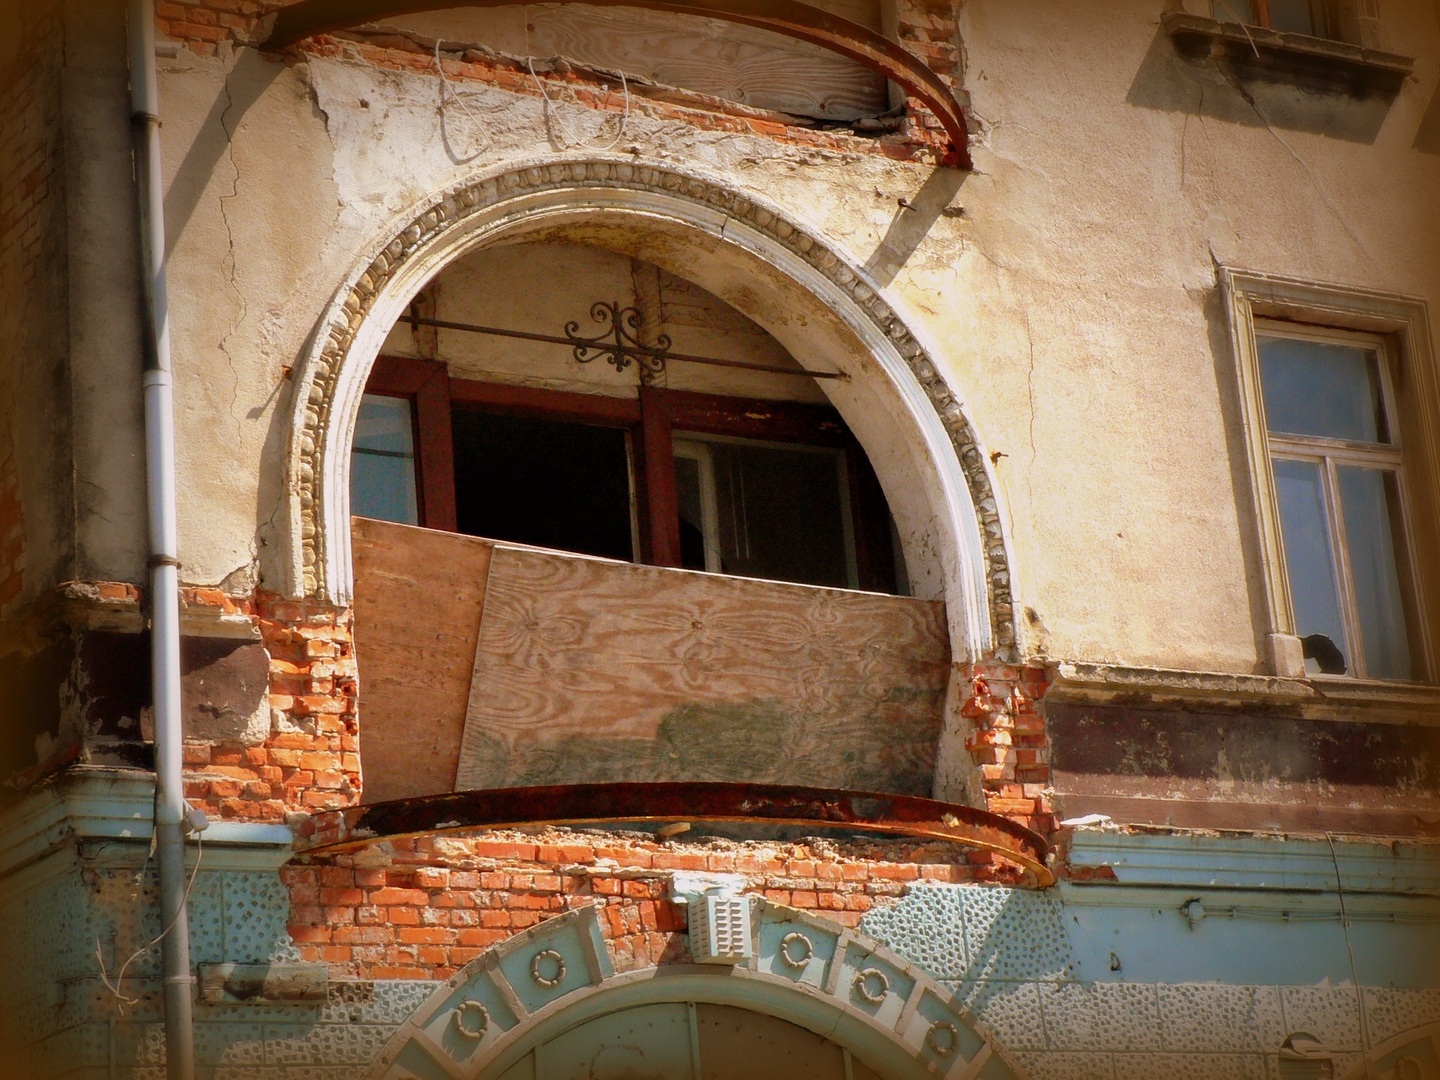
[1256,325,1422,679]
[1224,270,1439,683]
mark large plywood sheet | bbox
[457,545,949,795]
[351,517,494,803]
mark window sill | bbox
[1048,660,1440,723]
[1162,12,1413,97]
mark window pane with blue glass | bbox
[1272,458,1350,674]
[1258,337,1387,444]
[1337,466,1420,681]
[1258,332,1424,681]
[351,393,419,525]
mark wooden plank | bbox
[526,5,889,119]
[665,388,850,445]
[449,376,641,426]
[456,546,949,795]
[351,517,494,803]
[391,4,888,120]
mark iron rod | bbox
[397,314,847,380]
[294,781,1056,887]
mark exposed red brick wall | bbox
[180,590,361,821]
[154,1,279,56]
[282,827,1024,980]
[0,5,62,301]
[895,0,966,156]
[0,3,64,620]
[961,660,1053,835]
[153,4,967,165]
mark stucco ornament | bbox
[365,901,1029,1080]
[287,158,1016,657]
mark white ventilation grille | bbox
[688,895,753,964]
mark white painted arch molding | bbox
[367,901,1029,1080]
[284,157,1016,660]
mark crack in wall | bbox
[1220,69,1379,271]
[216,65,247,419]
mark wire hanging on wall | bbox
[520,0,631,152]
[434,38,513,163]
[526,56,631,152]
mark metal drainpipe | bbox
[128,2,196,1077]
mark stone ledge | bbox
[198,962,329,1005]
[1059,829,1440,894]
[1048,661,1440,722]
[1163,12,1413,96]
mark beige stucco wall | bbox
[141,0,1440,676]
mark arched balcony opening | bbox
[285,164,1013,809]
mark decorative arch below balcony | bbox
[365,902,1029,1080]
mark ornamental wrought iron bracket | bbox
[566,301,671,377]
[399,305,847,380]
[262,0,971,168]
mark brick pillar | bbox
[961,659,1053,835]
[181,591,361,821]
[894,0,967,159]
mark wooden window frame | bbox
[361,358,898,592]
[365,356,457,532]
[1212,0,1331,37]
[1257,321,1423,680]
[1222,269,1440,684]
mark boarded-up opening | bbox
[352,516,949,804]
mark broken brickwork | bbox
[960,660,1053,835]
[281,827,1028,981]
[152,3,970,165]
[0,582,360,818]
[895,0,966,155]
[181,591,361,821]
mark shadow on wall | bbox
[862,168,968,288]
[858,882,1073,1024]
[1125,26,1395,144]
[1415,81,1440,153]
[162,48,284,258]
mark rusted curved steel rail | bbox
[263,0,970,168]
[295,781,1054,887]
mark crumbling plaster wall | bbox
[952,0,1440,673]
[153,0,1440,676]
[1,0,156,612]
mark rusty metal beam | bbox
[295,781,1054,887]
[262,0,970,168]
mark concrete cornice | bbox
[1048,661,1440,724]
[1062,828,1440,896]
[0,768,293,886]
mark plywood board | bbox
[457,546,949,795]
[351,517,494,803]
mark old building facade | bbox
[2,0,1439,1076]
